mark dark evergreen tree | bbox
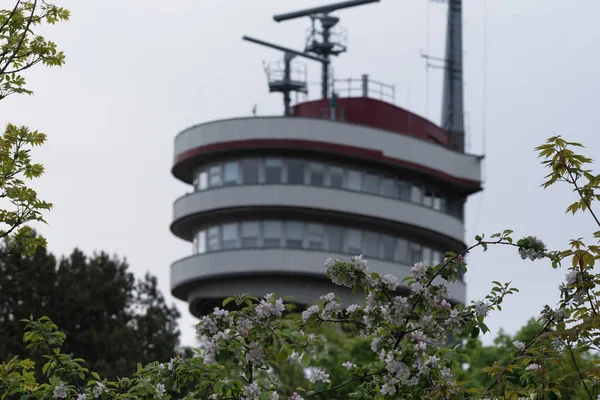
[0,235,183,379]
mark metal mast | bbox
[274,0,380,100]
[441,0,465,153]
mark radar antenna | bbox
[273,0,380,99]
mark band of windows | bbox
[192,219,461,280]
[193,157,454,215]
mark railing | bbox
[332,75,395,103]
[263,59,308,92]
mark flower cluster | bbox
[518,236,547,261]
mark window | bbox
[434,194,446,211]
[265,158,283,184]
[208,166,222,187]
[347,170,362,191]
[395,238,408,262]
[364,232,379,257]
[241,221,259,248]
[381,177,395,197]
[396,181,411,201]
[222,223,238,249]
[197,171,208,190]
[241,159,260,184]
[410,242,422,264]
[432,250,442,265]
[263,220,282,247]
[207,227,220,252]
[223,162,238,185]
[196,230,206,254]
[329,166,344,188]
[424,189,434,208]
[285,221,304,249]
[411,185,423,204]
[422,247,432,265]
[326,225,344,252]
[287,159,305,184]
[380,235,395,261]
[309,163,325,186]
[364,173,379,194]
[307,223,324,250]
[347,229,362,255]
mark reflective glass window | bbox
[241,159,260,184]
[410,242,422,264]
[396,180,411,201]
[380,234,395,261]
[309,163,325,186]
[329,166,344,188]
[424,189,434,208]
[197,171,208,191]
[422,247,432,265]
[411,185,423,204]
[208,166,221,187]
[285,221,304,249]
[223,162,238,185]
[207,227,220,251]
[197,230,206,254]
[364,232,379,257]
[265,158,283,184]
[222,223,238,249]
[347,170,362,191]
[347,229,362,255]
[241,221,259,248]
[287,159,305,184]
[364,173,379,194]
[395,238,408,263]
[307,223,324,250]
[381,177,395,197]
[263,220,282,248]
[326,225,344,252]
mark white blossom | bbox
[302,305,319,322]
[246,342,266,365]
[473,300,491,317]
[93,382,105,399]
[346,304,359,313]
[290,392,304,400]
[156,383,166,398]
[411,262,428,279]
[525,363,541,371]
[513,341,526,352]
[309,369,331,383]
[270,392,279,400]
[77,394,87,400]
[53,385,67,399]
[242,382,261,400]
[380,382,397,396]
[382,274,399,290]
[410,282,426,294]
[565,270,578,285]
[342,361,356,369]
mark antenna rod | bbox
[273,0,380,21]
[242,36,328,63]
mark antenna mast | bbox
[273,0,380,99]
[421,0,465,153]
[242,36,327,116]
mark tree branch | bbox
[0,0,37,76]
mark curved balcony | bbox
[172,117,482,192]
[171,185,465,245]
[171,248,467,317]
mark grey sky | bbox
[3,0,599,348]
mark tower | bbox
[169,0,481,317]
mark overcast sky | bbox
[3,0,599,348]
